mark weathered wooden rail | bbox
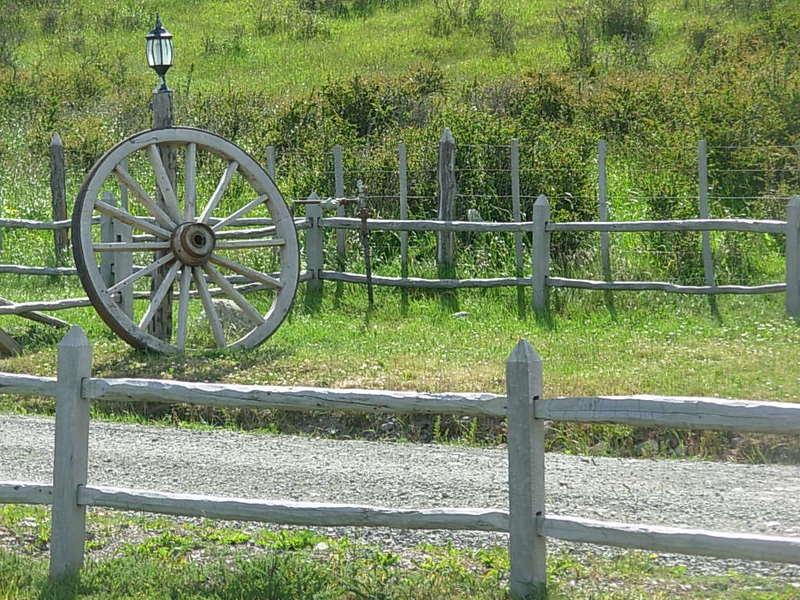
[1,201,797,321]
[2,131,797,323]
[304,195,800,320]
[1,327,800,598]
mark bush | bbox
[557,5,596,70]
[486,9,516,55]
[430,0,481,36]
[720,0,774,16]
[596,0,652,41]
[0,4,25,68]
[254,1,332,40]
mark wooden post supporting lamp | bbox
[146,15,176,341]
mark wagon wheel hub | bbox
[171,222,216,266]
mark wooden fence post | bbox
[115,158,133,318]
[532,195,551,319]
[512,139,525,317]
[149,89,175,341]
[786,196,800,320]
[50,133,68,266]
[113,220,134,320]
[100,185,133,317]
[305,193,324,302]
[334,145,346,269]
[698,140,719,317]
[100,191,115,286]
[506,339,546,599]
[598,140,611,281]
[437,128,457,279]
[399,142,409,312]
[50,326,91,578]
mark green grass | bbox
[2,504,799,599]
[1,281,799,460]
[4,0,777,100]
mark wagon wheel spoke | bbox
[209,253,283,290]
[175,265,192,350]
[213,226,277,240]
[199,161,239,224]
[203,264,265,327]
[211,195,268,231]
[94,199,171,239]
[138,261,180,330]
[107,252,175,295]
[193,266,226,348]
[146,144,183,223]
[113,165,177,230]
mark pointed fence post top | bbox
[440,127,455,145]
[506,339,541,367]
[59,326,90,350]
[51,132,63,147]
[308,191,320,200]
[788,195,800,210]
[534,194,549,207]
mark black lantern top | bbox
[146,15,173,91]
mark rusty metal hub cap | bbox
[171,222,216,265]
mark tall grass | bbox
[2,0,799,285]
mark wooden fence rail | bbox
[2,131,798,323]
[2,327,800,597]
[307,196,799,320]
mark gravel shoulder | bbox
[2,414,799,578]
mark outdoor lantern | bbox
[146,15,173,91]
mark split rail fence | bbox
[2,327,800,598]
[1,132,798,323]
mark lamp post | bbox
[146,15,176,341]
[146,15,173,92]
[146,15,174,130]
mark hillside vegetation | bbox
[1,0,799,282]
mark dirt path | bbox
[2,414,799,577]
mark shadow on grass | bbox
[91,345,292,382]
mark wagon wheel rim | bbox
[72,127,299,353]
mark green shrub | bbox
[557,5,596,71]
[596,0,652,41]
[485,9,516,55]
[430,0,482,36]
[0,4,25,68]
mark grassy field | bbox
[2,2,800,596]
[2,503,799,599]
[1,281,798,460]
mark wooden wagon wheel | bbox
[72,127,299,353]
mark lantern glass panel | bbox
[160,38,173,66]
[147,39,165,67]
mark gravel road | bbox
[2,414,799,578]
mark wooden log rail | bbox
[310,203,798,321]
[318,216,785,235]
[83,377,509,417]
[2,330,800,594]
[548,277,786,295]
[0,271,312,315]
[0,216,309,231]
[320,271,531,289]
